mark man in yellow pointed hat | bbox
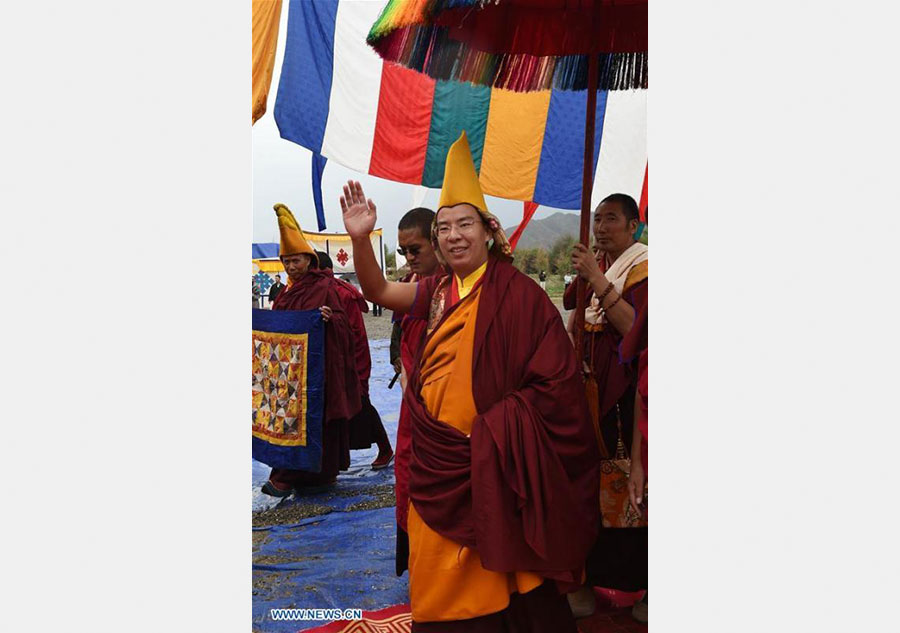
[340,133,600,632]
[261,203,363,497]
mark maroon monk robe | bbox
[392,272,434,575]
[269,269,362,487]
[324,270,391,453]
[328,272,371,391]
[620,295,648,475]
[405,257,600,586]
[568,276,648,592]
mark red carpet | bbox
[300,604,411,633]
[299,589,647,633]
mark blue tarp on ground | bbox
[253,340,407,632]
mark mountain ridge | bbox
[504,212,580,250]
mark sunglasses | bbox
[397,245,422,257]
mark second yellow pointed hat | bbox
[274,203,318,265]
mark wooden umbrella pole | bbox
[574,52,599,358]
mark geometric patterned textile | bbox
[300,604,411,633]
[251,308,325,471]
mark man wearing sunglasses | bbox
[388,207,439,577]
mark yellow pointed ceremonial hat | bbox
[274,203,318,264]
[438,131,488,213]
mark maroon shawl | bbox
[405,258,600,583]
[272,270,362,423]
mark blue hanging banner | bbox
[312,152,328,231]
[251,308,325,471]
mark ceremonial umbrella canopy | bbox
[366,0,648,338]
[272,0,646,240]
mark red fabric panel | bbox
[508,201,540,252]
[369,63,435,184]
[638,162,648,221]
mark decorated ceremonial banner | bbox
[251,229,384,277]
[302,229,384,275]
[252,308,325,471]
[273,0,647,210]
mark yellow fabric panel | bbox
[254,259,284,273]
[300,228,383,242]
[252,0,283,124]
[409,288,542,622]
[479,89,552,202]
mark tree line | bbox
[386,234,577,277]
[511,234,577,276]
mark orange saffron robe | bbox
[407,266,543,622]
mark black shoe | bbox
[261,481,293,498]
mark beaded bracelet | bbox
[597,281,615,305]
[603,294,622,312]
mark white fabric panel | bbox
[410,184,428,209]
[320,0,384,172]
[592,89,648,207]
[302,232,382,275]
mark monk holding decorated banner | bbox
[340,133,599,632]
[565,194,649,614]
[259,204,362,497]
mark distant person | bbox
[316,251,394,469]
[564,273,573,291]
[252,279,261,309]
[388,206,440,576]
[268,274,285,306]
[539,269,547,290]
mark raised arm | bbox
[339,180,417,313]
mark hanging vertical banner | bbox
[311,152,328,231]
[252,0,283,124]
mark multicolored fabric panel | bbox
[274,0,647,209]
[252,308,325,471]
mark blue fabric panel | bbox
[252,308,325,471]
[311,153,328,231]
[252,243,280,259]
[273,0,339,152]
[532,89,608,209]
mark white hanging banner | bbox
[302,229,384,276]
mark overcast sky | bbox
[251,2,583,250]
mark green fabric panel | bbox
[422,80,491,188]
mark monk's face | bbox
[593,201,638,260]
[435,204,490,278]
[398,227,439,276]
[281,253,312,284]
